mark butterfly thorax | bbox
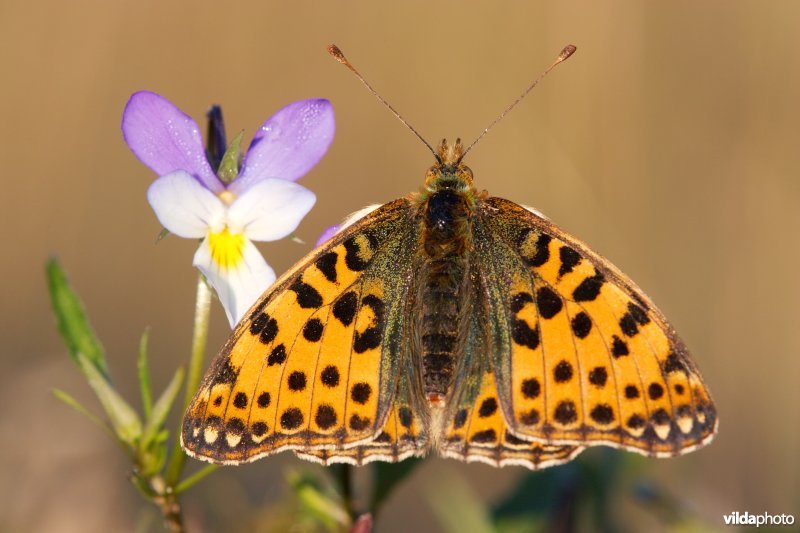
[415,139,478,404]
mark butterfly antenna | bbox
[460,44,577,162]
[328,44,440,162]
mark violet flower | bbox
[122,91,334,326]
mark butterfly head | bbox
[424,138,474,193]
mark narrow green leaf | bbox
[174,464,218,495]
[217,130,243,183]
[141,366,184,449]
[46,258,108,377]
[77,351,142,445]
[288,471,350,530]
[52,388,113,438]
[137,328,153,420]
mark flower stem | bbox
[166,275,213,486]
[149,475,186,532]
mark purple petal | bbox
[315,225,340,246]
[122,91,223,193]
[231,99,334,194]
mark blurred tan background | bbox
[2,1,799,531]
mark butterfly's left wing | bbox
[182,199,426,464]
[474,197,717,458]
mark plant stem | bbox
[166,275,213,486]
[150,475,186,533]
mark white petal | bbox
[227,178,316,241]
[147,171,226,237]
[522,204,549,220]
[193,237,276,327]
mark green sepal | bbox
[155,228,170,244]
[46,258,108,378]
[217,130,243,183]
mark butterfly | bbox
[181,46,717,471]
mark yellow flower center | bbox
[208,228,245,270]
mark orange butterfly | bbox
[181,45,716,470]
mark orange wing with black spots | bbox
[476,197,717,457]
[181,199,422,464]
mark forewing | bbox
[476,197,717,457]
[182,199,420,464]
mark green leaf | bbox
[217,130,243,183]
[141,366,184,450]
[288,470,350,531]
[137,328,153,420]
[174,464,218,495]
[76,351,142,446]
[46,258,108,377]
[52,388,114,438]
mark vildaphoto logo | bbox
[723,511,795,527]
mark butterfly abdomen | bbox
[417,188,474,401]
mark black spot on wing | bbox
[471,429,497,443]
[510,292,533,313]
[315,405,337,430]
[558,246,581,277]
[521,377,541,399]
[512,320,540,349]
[212,360,238,385]
[611,335,629,357]
[315,251,338,282]
[573,273,605,302]
[303,319,324,342]
[267,344,287,366]
[280,408,303,430]
[588,367,608,387]
[398,407,413,428]
[289,279,323,309]
[554,400,577,425]
[233,392,248,409]
[522,232,551,267]
[590,404,614,424]
[570,312,592,338]
[453,409,468,429]
[478,398,498,417]
[333,291,358,326]
[536,287,563,319]
[353,295,384,353]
